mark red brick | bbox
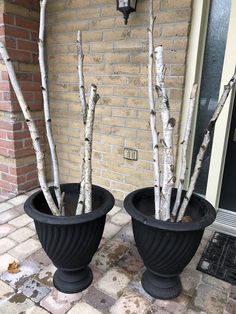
[0,139,14,149]
[29,102,43,111]
[0,102,12,111]
[3,91,11,101]
[3,13,15,25]
[1,173,18,184]
[14,141,23,149]
[33,73,41,82]
[20,81,41,92]
[16,163,36,175]
[35,120,44,127]
[30,31,38,41]
[18,39,38,52]
[0,121,22,131]
[0,121,14,131]
[19,178,39,192]
[7,130,29,140]
[34,92,43,101]
[2,186,17,194]
[0,180,12,190]
[24,138,32,147]
[9,167,17,175]
[0,0,41,195]
[22,119,44,130]
[14,122,22,131]
[0,82,10,91]
[26,170,37,180]
[0,130,7,139]
[2,71,9,80]
[15,16,39,31]
[6,0,39,11]
[5,36,17,48]
[0,164,9,173]
[11,91,34,102]
[8,48,32,62]
[32,53,39,64]
[5,25,30,39]
[0,26,5,36]
[10,147,34,158]
[16,72,32,81]
[16,175,25,184]
[0,147,9,157]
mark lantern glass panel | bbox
[118,0,129,8]
[130,0,136,9]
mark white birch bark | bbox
[76,30,87,215]
[76,31,87,125]
[172,84,198,221]
[39,0,62,212]
[155,46,175,221]
[84,85,99,213]
[0,43,60,216]
[76,166,85,215]
[148,0,161,220]
[177,74,236,222]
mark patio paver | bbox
[8,226,35,243]
[8,238,41,261]
[0,190,235,314]
[0,203,13,213]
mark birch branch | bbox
[155,45,175,221]
[0,43,60,216]
[76,31,87,125]
[76,165,85,215]
[148,0,161,220]
[172,84,198,221]
[177,74,236,222]
[84,84,99,213]
[75,30,87,215]
[39,0,62,212]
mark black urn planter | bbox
[124,187,216,300]
[24,183,114,294]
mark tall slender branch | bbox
[76,30,87,215]
[172,84,198,221]
[177,74,236,222]
[148,0,161,219]
[0,43,60,216]
[77,31,87,125]
[155,46,175,221]
[76,165,85,215]
[39,0,62,212]
[84,85,99,213]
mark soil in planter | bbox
[134,190,203,223]
[32,185,105,216]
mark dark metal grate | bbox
[197,232,236,285]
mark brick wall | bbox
[0,0,42,197]
[46,0,192,201]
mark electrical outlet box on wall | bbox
[124,148,138,161]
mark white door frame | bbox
[176,0,210,189]
[177,0,236,210]
[206,0,236,208]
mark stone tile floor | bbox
[0,189,235,314]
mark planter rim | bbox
[124,187,216,231]
[24,183,115,225]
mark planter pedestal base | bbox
[53,267,93,294]
[141,270,181,300]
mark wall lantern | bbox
[117,0,137,25]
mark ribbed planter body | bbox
[124,187,216,299]
[24,183,114,294]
